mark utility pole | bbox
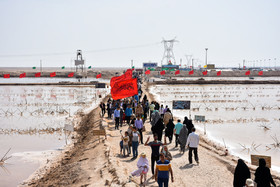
[205,48,208,66]
[40,60,42,73]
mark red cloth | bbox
[145,70,150,75]
[245,70,250,76]
[19,73,26,78]
[217,71,221,76]
[160,70,165,75]
[3,74,10,78]
[258,71,263,76]
[110,72,132,88]
[111,78,138,100]
[175,70,180,75]
[202,71,207,75]
[35,72,41,77]
[96,73,102,79]
[68,72,74,77]
[189,70,194,75]
[50,72,56,77]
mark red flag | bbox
[3,74,10,78]
[96,73,102,79]
[110,72,132,88]
[202,71,208,75]
[145,70,150,75]
[245,70,250,76]
[68,72,74,77]
[19,73,26,78]
[175,70,180,75]
[50,72,56,77]
[217,71,221,76]
[126,69,132,75]
[160,70,165,75]
[35,72,41,77]
[111,78,138,100]
[258,71,263,76]
[189,70,194,75]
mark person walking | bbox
[131,127,141,159]
[160,145,172,161]
[183,116,194,136]
[114,107,121,130]
[163,109,172,127]
[151,115,165,142]
[233,159,251,187]
[131,152,149,186]
[178,124,188,153]
[165,119,175,143]
[149,101,155,121]
[173,119,183,147]
[155,153,174,187]
[122,131,130,157]
[135,116,144,144]
[254,158,276,187]
[144,134,166,178]
[125,105,133,125]
[159,104,165,118]
[186,127,199,165]
[135,104,144,119]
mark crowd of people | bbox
[100,94,277,187]
[100,94,200,187]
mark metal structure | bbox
[75,50,85,72]
[161,38,178,66]
[185,54,193,68]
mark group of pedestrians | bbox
[102,95,276,187]
[233,158,276,187]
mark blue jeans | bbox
[157,178,169,187]
[132,141,138,157]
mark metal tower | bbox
[161,38,178,65]
[75,50,85,72]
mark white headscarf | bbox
[137,155,149,173]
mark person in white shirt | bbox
[186,127,199,165]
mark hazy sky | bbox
[0,0,279,68]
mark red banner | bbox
[258,71,263,76]
[96,73,102,79]
[202,71,208,75]
[68,72,74,77]
[175,70,180,75]
[3,74,10,78]
[110,72,132,88]
[50,72,56,77]
[160,70,166,75]
[189,70,194,75]
[19,73,26,78]
[111,78,138,100]
[145,70,150,75]
[35,72,41,77]
[217,71,221,76]
[245,70,250,76]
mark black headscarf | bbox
[255,158,276,187]
[233,159,251,187]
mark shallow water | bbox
[150,84,280,172]
[0,85,109,186]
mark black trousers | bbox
[151,154,159,175]
[137,128,143,144]
[175,134,179,147]
[188,147,198,163]
[126,116,131,124]
[102,108,106,116]
[115,117,120,130]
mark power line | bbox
[0,42,161,58]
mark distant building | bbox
[206,64,215,69]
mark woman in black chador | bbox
[233,159,251,187]
[255,158,276,187]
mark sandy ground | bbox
[22,83,280,187]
